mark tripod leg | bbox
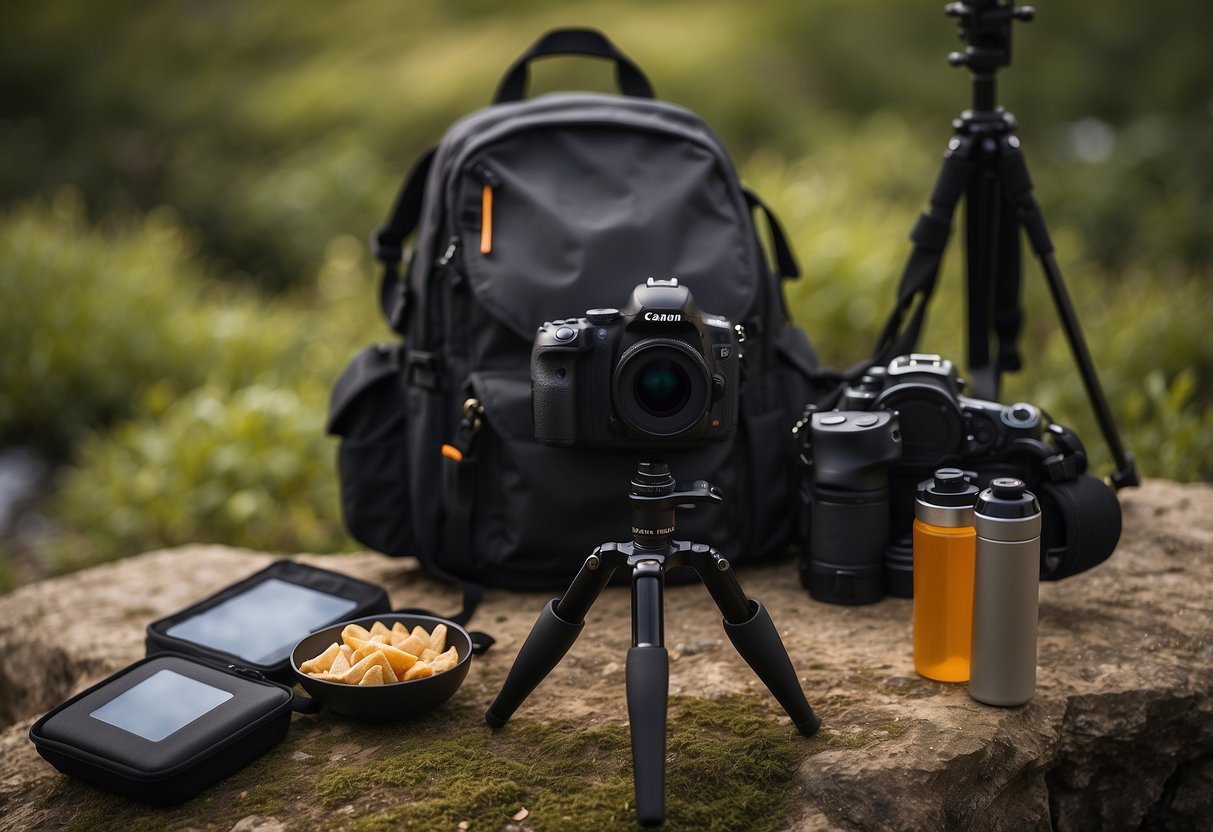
[697,552,821,736]
[872,134,975,366]
[485,550,616,729]
[627,560,668,827]
[997,139,1139,487]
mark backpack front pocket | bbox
[328,343,416,557]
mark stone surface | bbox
[1,479,1211,830]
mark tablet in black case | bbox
[29,654,296,805]
[145,559,390,681]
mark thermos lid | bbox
[915,468,978,527]
[975,477,1043,540]
[976,478,1041,519]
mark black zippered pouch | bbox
[29,653,312,805]
[145,560,391,682]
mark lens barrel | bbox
[803,483,888,604]
[612,338,710,439]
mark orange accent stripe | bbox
[441,443,463,462]
[480,185,493,254]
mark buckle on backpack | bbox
[406,350,442,390]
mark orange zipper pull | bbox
[480,184,493,255]
[472,163,501,255]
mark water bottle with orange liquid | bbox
[913,468,979,682]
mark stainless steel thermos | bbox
[969,477,1042,706]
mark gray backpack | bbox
[328,29,829,594]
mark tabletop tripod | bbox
[486,462,820,827]
[872,0,1139,489]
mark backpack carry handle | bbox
[494,28,655,104]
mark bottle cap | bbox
[975,478,1041,521]
[915,468,979,527]
[917,468,980,507]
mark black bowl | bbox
[291,613,473,721]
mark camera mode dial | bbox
[586,308,620,324]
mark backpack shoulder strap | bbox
[742,186,800,281]
[371,147,437,335]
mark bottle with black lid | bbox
[913,468,980,682]
[969,478,1042,706]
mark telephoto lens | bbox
[799,411,902,605]
[969,478,1042,706]
[913,468,979,683]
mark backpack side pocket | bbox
[327,344,416,557]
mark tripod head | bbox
[945,0,1035,112]
[629,461,722,552]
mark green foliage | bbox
[0,202,390,578]
[0,195,311,453]
[3,1,1210,289]
[49,383,347,572]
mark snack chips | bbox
[300,621,459,686]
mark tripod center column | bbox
[632,560,665,648]
[630,461,678,552]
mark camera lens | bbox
[635,358,690,416]
[613,339,710,439]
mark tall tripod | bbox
[873,0,1139,489]
[486,462,820,827]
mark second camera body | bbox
[532,278,740,447]
[841,353,1044,471]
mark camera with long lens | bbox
[532,278,740,446]
[798,353,1122,603]
[795,410,902,605]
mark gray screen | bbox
[90,669,233,742]
[165,577,358,664]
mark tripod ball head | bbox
[945,0,1034,74]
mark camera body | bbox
[841,354,1044,468]
[532,278,740,446]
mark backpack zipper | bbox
[471,163,501,255]
[441,398,485,462]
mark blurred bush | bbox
[0,195,312,454]
[0,201,390,584]
[3,1,1210,289]
[49,383,346,573]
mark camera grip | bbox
[531,352,579,445]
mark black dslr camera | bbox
[796,354,1121,604]
[532,278,740,446]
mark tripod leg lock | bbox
[722,600,822,736]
